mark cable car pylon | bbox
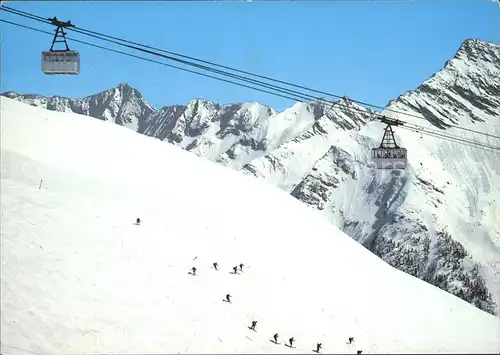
[41,16,80,75]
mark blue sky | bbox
[1,1,499,111]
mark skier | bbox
[239,263,244,272]
[357,350,362,354]
[225,294,231,303]
[190,267,196,276]
[136,217,141,225]
[233,266,238,274]
[348,337,354,344]
[316,343,322,353]
[249,320,257,330]
[213,262,218,270]
[273,333,279,343]
[288,337,295,347]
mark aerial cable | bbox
[1,6,378,106]
[1,16,499,153]
[1,17,498,154]
[1,7,384,118]
[386,105,500,140]
[398,125,500,154]
[3,5,500,142]
[0,8,460,136]
[0,6,50,23]
[0,7,335,105]
[0,19,314,101]
[365,113,494,148]
[382,116,500,153]
[401,126,500,152]
[0,6,335,104]
[397,120,496,145]
[2,5,500,142]
[0,19,344,109]
[402,121,500,149]
[0,19,310,103]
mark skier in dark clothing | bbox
[233,266,238,274]
[249,320,257,330]
[357,350,362,354]
[136,217,141,225]
[239,263,244,272]
[348,337,354,344]
[225,294,231,303]
[273,333,279,343]
[289,337,295,347]
[190,267,196,276]
[213,262,218,270]
[316,343,322,353]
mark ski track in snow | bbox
[1,97,499,354]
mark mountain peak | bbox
[453,38,500,64]
[386,38,499,127]
[460,38,494,50]
[117,82,131,89]
[106,82,145,100]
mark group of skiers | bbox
[248,321,360,353]
[187,260,363,353]
[189,262,244,276]
[188,262,243,304]
[132,220,363,353]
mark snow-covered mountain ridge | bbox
[3,38,499,316]
[2,83,155,131]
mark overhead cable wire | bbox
[2,4,500,141]
[4,5,500,143]
[398,125,500,153]
[0,7,463,120]
[0,19,311,103]
[402,121,500,151]
[1,16,498,154]
[1,13,499,153]
[0,6,335,102]
[4,6,497,149]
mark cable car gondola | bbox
[371,117,407,169]
[41,17,80,75]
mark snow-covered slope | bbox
[1,96,499,354]
[2,38,499,317]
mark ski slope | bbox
[1,97,499,354]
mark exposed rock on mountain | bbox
[2,83,155,130]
